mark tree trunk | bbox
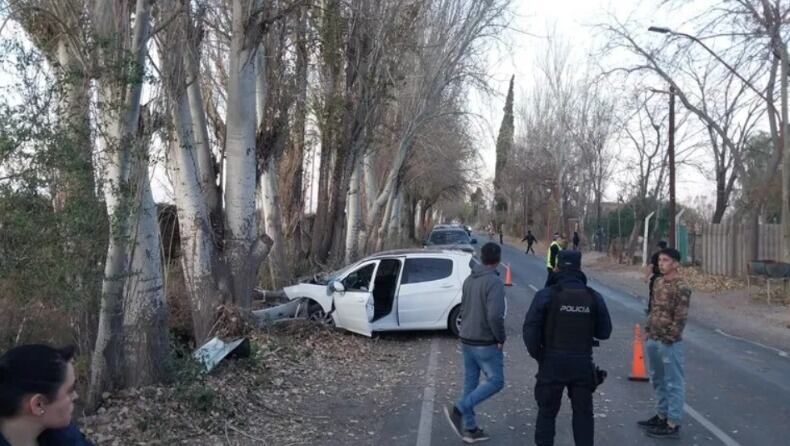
[184,46,220,217]
[310,139,334,261]
[712,170,727,224]
[260,156,290,287]
[405,196,416,242]
[377,187,396,252]
[170,95,221,343]
[387,190,402,248]
[345,156,362,263]
[282,4,308,257]
[89,0,153,407]
[52,37,94,213]
[122,160,168,388]
[224,0,261,308]
[414,200,424,241]
[363,150,378,214]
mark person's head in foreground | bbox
[0,344,79,443]
[481,242,502,267]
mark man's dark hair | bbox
[659,248,681,262]
[657,240,668,249]
[480,242,501,265]
[0,344,75,417]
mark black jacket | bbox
[0,424,93,446]
[523,269,612,360]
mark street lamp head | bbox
[648,26,672,34]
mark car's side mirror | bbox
[471,238,477,244]
[330,281,345,293]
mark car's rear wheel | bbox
[307,301,335,327]
[448,305,462,337]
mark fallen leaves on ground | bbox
[80,321,413,445]
[680,266,746,293]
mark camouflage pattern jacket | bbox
[646,276,691,343]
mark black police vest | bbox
[544,284,596,354]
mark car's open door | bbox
[332,261,377,336]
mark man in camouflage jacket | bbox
[638,248,691,440]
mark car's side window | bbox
[401,258,453,284]
[342,263,376,291]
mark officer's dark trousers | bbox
[535,354,595,446]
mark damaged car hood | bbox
[283,283,334,312]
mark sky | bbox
[470,0,716,206]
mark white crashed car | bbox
[282,249,478,337]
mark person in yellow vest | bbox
[544,234,567,287]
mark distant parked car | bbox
[424,227,477,254]
[277,249,478,337]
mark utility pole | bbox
[669,86,676,248]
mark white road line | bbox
[684,403,742,446]
[714,328,790,358]
[528,284,538,292]
[416,338,440,446]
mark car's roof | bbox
[362,248,472,260]
[430,227,467,233]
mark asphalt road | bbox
[374,237,790,446]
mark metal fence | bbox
[700,223,782,277]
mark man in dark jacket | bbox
[444,242,506,444]
[643,240,669,314]
[522,230,537,254]
[523,250,612,446]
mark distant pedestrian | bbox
[544,234,566,288]
[638,248,691,439]
[498,226,504,245]
[643,241,668,314]
[444,242,507,444]
[0,344,93,446]
[572,231,580,251]
[523,250,612,446]
[522,230,537,254]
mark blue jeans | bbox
[455,344,505,430]
[646,339,685,424]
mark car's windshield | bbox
[306,262,356,285]
[429,230,470,245]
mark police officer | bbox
[523,250,613,446]
[544,234,566,287]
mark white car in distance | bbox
[281,249,478,337]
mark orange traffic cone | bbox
[628,324,650,382]
[504,263,513,287]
